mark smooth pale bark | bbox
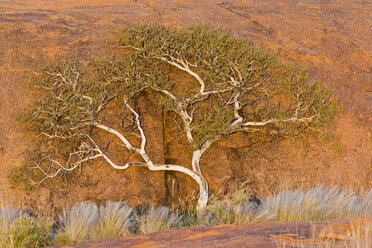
[92,121,210,209]
[191,149,209,209]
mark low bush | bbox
[4,216,52,248]
[0,207,52,248]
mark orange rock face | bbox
[51,221,331,248]
[52,219,371,248]
[0,0,371,212]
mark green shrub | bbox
[0,208,52,248]
[4,216,51,248]
[7,163,36,192]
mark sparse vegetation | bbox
[7,163,38,192]
[89,201,133,241]
[4,216,52,248]
[55,202,99,244]
[19,24,340,209]
[0,187,370,247]
[261,186,371,222]
[0,207,52,248]
[54,201,134,244]
[136,206,181,234]
[198,186,372,226]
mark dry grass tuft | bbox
[136,206,182,234]
[89,201,133,241]
[55,202,98,244]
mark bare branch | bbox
[124,101,147,152]
[242,115,318,128]
[157,56,206,96]
[92,122,141,154]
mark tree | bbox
[26,24,339,209]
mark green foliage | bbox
[280,66,341,125]
[115,24,273,81]
[30,61,95,138]
[0,213,52,248]
[93,55,170,102]
[322,131,335,142]
[5,216,51,248]
[198,200,236,225]
[26,23,340,161]
[7,163,38,192]
[178,209,198,227]
[231,189,250,205]
[191,104,234,147]
[332,142,345,154]
[112,24,340,144]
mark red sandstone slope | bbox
[54,222,327,248]
[52,216,372,248]
[0,0,371,211]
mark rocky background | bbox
[0,0,371,213]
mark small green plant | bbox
[4,216,52,248]
[7,163,36,192]
[178,209,198,227]
[232,189,250,205]
[322,131,334,142]
[332,142,344,154]
[0,206,52,248]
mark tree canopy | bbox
[22,24,339,209]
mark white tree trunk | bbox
[192,149,209,210]
[197,185,209,210]
[93,121,211,209]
